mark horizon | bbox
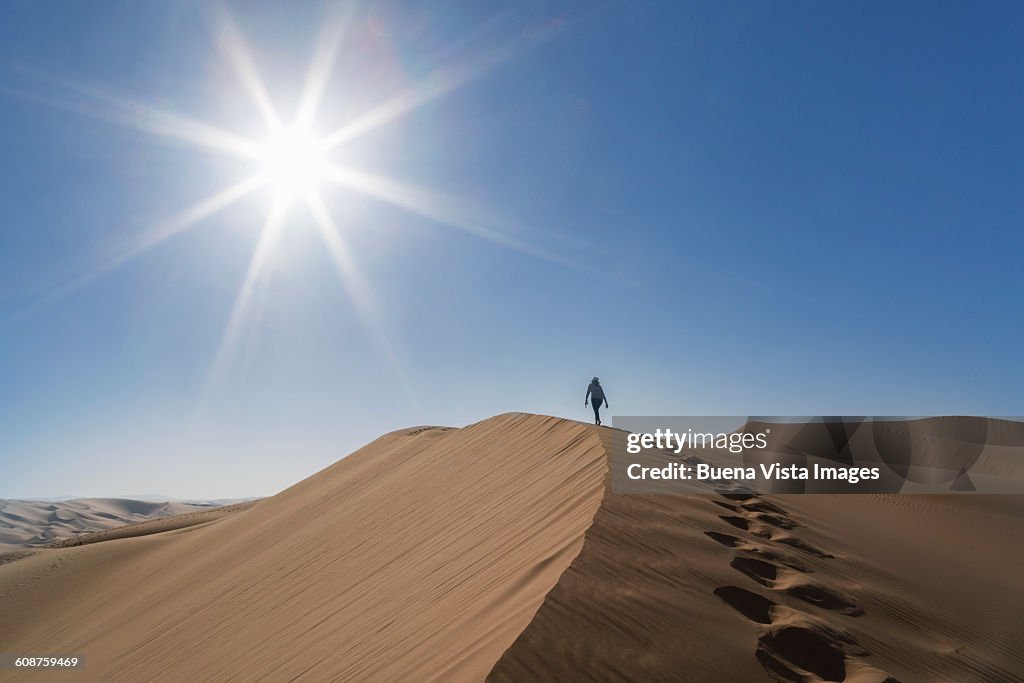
[3,0,1023,499]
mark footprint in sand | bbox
[731,555,862,617]
[718,515,751,531]
[726,498,802,531]
[711,582,889,680]
[756,625,850,682]
[717,494,833,559]
[705,532,811,572]
[705,531,742,547]
[713,491,836,558]
[706,495,892,682]
[752,513,801,530]
[741,500,788,516]
[715,513,776,541]
[786,585,863,616]
[713,585,776,624]
[749,548,810,573]
[730,556,782,587]
[717,492,757,502]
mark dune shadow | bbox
[730,556,778,586]
[704,531,741,547]
[719,515,750,531]
[756,626,846,682]
[713,585,776,624]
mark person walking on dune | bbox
[585,377,609,426]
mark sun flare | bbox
[258,125,328,199]
[27,4,555,399]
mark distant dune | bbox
[1,413,1022,682]
[0,498,227,552]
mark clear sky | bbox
[1,1,1022,499]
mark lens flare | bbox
[258,126,327,199]
[11,5,569,404]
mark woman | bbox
[585,377,609,426]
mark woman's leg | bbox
[593,401,601,425]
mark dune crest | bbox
[0,413,606,682]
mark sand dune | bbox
[0,414,606,682]
[0,498,223,552]
[491,428,1024,681]
[2,414,1022,682]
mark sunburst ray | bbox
[294,4,355,129]
[320,40,520,151]
[21,174,265,315]
[304,191,419,410]
[209,4,283,133]
[322,164,575,267]
[1,76,264,160]
[206,196,290,391]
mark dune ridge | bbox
[0,413,606,682]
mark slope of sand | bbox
[0,414,607,682]
[2,414,1023,682]
[489,427,1024,682]
[0,498,223,551]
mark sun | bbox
[258,125,328,199]
[28,4,560,397]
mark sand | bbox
[0,498,225,552]
[2,413,1022,682]
[490,427,1024,682]
[0,414,607,682]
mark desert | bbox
[2,413,1022,681]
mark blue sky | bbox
[1,1,1022,498]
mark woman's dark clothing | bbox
[586,381,607,425]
